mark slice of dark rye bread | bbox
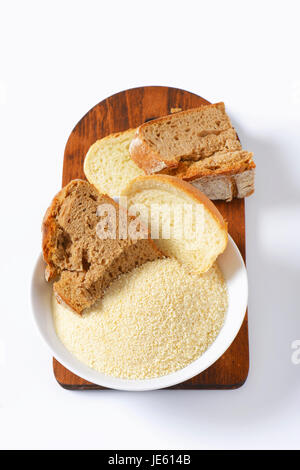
[42,180,163,314]
[129,102,255,201]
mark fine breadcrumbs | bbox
[52,258,228,379]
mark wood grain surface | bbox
[53,86,249,390]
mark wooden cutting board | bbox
[53,86,249,390]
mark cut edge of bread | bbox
[84,128,143,196]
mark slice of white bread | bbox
[84,129,143,197]
[42,179,162,314]
[122,175,228,273]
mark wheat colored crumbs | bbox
[52,258,228,379]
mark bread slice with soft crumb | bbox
[42,179,162,313]
[129,103,240,172]
[129,103,255,200]
[84,129,143,197]
[122,175,228,273]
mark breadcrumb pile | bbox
[53,258,228,379]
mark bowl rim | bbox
[31,234,248,391]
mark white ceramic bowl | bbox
[31,235,248,391]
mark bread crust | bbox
[129,135,172,174]
[190,168,255,202]
[42,181,75,281]
[86,128,137,152]
[129,103,227,174]
[177,154,255,180]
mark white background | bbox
[0,0,300,450]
